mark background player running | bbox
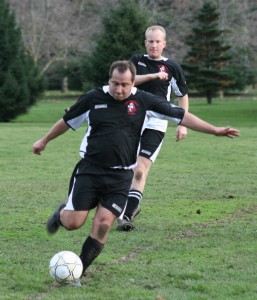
[117,25,189,231]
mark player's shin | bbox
[124,189,142,220]
[79,236,104,275]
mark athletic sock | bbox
[79,236,104,275]
[124,189,143,220]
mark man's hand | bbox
[176,125,188,142]
[32,119,70,155]
[215,127,240,138]
[33,139,47,155]
[156,72,168,81]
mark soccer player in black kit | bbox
[33,60,239,284]
[117,25,189,231]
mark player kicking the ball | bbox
[33,60,239,284]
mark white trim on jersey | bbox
[166,81,172,101]
[144,54,169,62]
[170,77,183,97]
[66,111,89,130]
[103,85,137,95]
[79,123,92,159]
[144,115,168,132]
[147,110,182,125]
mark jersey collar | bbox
[103,85,137,95]
[144,54,168,61]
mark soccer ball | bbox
[49,251,83,284]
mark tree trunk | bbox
[207,95,212,104]
[61,76,68,93]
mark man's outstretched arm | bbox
[32,119,70,155]
[181,112,240,138]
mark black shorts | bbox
[65,160,133,217]
[138,128,165,162]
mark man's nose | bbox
[116,85,122,92]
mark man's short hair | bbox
[109,60,136,82]
[145,25,166,39]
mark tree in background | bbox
[216,0,257,89]
[80,0,150,89]
[0,0,44,122]
[8,0,256,92]
[182,2,235,104]
[228,47,256,91]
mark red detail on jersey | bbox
[158,64,169,73]
[124,100,139,115]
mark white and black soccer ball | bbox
[49,251,83,284]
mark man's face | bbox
[145,29,166,60]
[109,69,134,101]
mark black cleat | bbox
[46,203,65,234]
[116,216,134,231]
[116,206,141,231]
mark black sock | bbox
[124,189,143,220]
[79,236,104,274]
[58,204,66,227]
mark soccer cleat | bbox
[46,203,66,234]
[116,205,141,231]
[69,280,82,287]
[116,216,134,231]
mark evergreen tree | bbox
[228,47,256,91]
[182,2,235,104]
[80,0,150,89]
[0,0,44,122]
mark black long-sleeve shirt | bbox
[63,86,185,169]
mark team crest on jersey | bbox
[124,100,139,115]
[158,64,169,73]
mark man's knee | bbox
[134,162,150,181]
[134,167,144,181]
[134,157,152,182]
[97,223,110,240]
[92,218,112,241]
[63,219,83,230]
[61,212,86,230]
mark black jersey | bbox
[63,86,185,169]
[130,54,188,100]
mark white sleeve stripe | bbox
[147,111,181,125]
[66,111,89,130]
[170,77,183,97]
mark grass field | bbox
[1,93,257,300]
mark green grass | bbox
[1,92,257,299]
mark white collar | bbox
[144,54,168,61]
[103,85,137,96]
